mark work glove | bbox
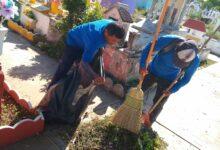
[139,67,148,77]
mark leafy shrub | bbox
[39,0,104,59]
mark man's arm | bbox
[80,61,98,78]
[81,45,105,85]
[170,57,200,93]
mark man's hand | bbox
[94,77,105,85]
[142,112,151,127]
[139,68,148,77]
[163,90,171,97]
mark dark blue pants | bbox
[142,72,171,123]
[49,45,102,89]
[49,45,83,88]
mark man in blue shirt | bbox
[49,19,125,88]
[140,35,200,126]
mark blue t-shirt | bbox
[140,35,200,93]
[66,19,113,62]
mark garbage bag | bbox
[39,68,96,125]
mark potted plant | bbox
[0,0,18,55]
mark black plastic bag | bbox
[39,68,96,125]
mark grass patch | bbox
[68,117,167,150]
[199,59,217,69]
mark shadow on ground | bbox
[91,87,122,116]
[4,31,35,51]
[7,55,56,81]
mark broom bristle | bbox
[112,87,144,134]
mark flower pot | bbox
[0,27,8,55]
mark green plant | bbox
[26,11,36,20]
[55,0,103,34]
[60,0,86,33]
[206,23,220,40]
[40,0,104,59]
[38,39,65,59]
[82,1,104,23]
[132,8,148,22]
[24,7,36,20]
[199,0,220,11]
[188,11,202,20]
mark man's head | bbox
[104,23,125,45]
[173,40,198,68]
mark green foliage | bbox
[38,0,104,59]
[37,37,65,59]
[188,10,202,20]
[132,8,148,22]
[82,1,104,23]
[69,117,167,150]
[206,23,220,40]
[26,10,36,20]
[56,0,86,33]
[59,0,103,33]
[200,0,220,11]
[55,18,72,34]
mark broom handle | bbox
[149,70,184,114]
[138,0,171,89]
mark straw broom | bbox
[112,0,171,134]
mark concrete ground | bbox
[0,31,57,107]
[1,31,220,149]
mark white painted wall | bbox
[207,39,220,56]
[32,9,50,35]
[21,5,50,35]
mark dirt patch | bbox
[0,92,37,126]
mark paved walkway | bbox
[1,31,220,149]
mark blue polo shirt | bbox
[66,19,113,62]
[140,35,200,93]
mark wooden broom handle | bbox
[138,0,171,88]
[149,70,184,114]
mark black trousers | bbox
[141,72,171,123]
[49,45,101,88]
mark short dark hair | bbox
[105,23,125,39]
